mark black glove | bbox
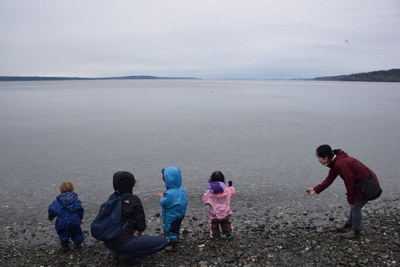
[228,181,233,187]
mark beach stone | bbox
[250,255,258,262]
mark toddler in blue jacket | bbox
[157,167,187,252]
[48,181,84,252]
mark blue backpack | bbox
[90,192,131,241]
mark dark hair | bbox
[316,144,334,159]
[209,171,225,183]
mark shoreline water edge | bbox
[1,194,399,267]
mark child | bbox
[203,171,235,240]
[157,166,187,253]
[48,181,84,252]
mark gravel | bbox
[1,196,399,267]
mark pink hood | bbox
[202,186,235,221]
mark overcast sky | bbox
[0,0,399,79]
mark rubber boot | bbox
[339,229,360,239]
[335,223,352,233]
[165,241,178,253]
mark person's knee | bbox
[157,237,168,250]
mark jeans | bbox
[111,235,168,259]
[56,224,84,247]
[346,200,368,231]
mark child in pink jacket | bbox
[202,171,235,240]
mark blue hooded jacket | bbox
[160,167,187,225]
[48,192,84,231]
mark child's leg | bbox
[69,224,84,248]
[210,219,221,238]
[168,217,184,242]
[220,215,233,237]
[164,217,184,252]
[56,228,70,248]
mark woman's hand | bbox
[157,192,164,199]
[307,188,316,195]
[137,231,144,236]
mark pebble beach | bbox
[1,193,399,267]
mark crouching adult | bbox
[104,171,168,264]
[307,145,382,239]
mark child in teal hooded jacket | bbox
[157,166,187,252]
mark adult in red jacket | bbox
[307,145,381,239]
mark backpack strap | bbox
[115,192,134,229]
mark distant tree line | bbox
[314,69,400,82]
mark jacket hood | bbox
[333,149,348,160]
[163,166,182,189]
[57,192,81,211]
[208,181,225,194]
[327,149,348,168]
[113,171,136,193]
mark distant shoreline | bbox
[0,75,199,82]
[1,68,399,82]
[313,68,400,82]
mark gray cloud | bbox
[1,0,399,78]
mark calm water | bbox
[1,80,399,225]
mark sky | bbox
[0,0,399,79]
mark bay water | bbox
[1,80,399,227]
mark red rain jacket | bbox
[314,150,380,205]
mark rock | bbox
[182,228,189,235]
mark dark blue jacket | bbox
[48,192,84,230]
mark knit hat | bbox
[208,181,225,194]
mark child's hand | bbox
[80,220,84,224]
[228,181,233,187]
[157,192,164,199]
[137,231,144,236]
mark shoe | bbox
[74,246,83,253]
[113,253,140,265]
[211,235,221,240]
[335,223,352,233]
[118,254,141,265]
[227,235,234,241]
[339,229,360,239]
[165,244,178,253]
[60,245,70,252]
